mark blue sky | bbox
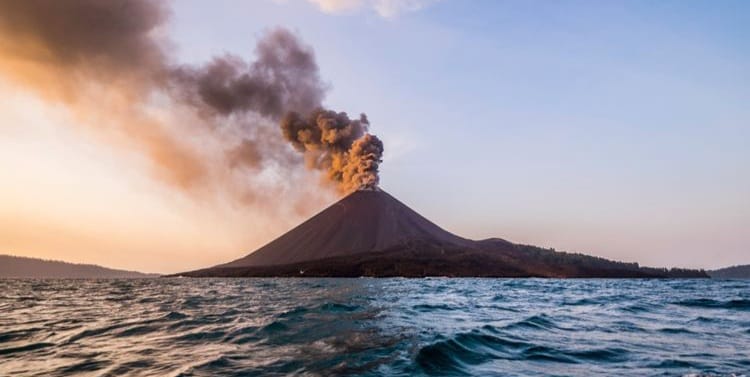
[2,0,748,273]
[163,0,749,268]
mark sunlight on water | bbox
[1,278,748,376]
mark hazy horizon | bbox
[1,0,748,274]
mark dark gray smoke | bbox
[169,28,325,119]
[0,0,166,80]
[0,0,384,197]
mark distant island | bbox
[0,255,158,278]
[709,265,750,279]
[180,189,708,278]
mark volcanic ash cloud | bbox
[0,0,384,202]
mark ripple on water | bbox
[650,358,707,370]
[318,302,359,312]
[225,326,261,345]
[115,324,161,338]
[658,327,695,335]
[53,359,111,375]
[99,359,155,377]
[67,324,129,343]
[163,311,188,320]
[565,347,630,363]
[175,329,228,342]
[619,303,655,313]
[412,303,457,312]
[278,306,308,318]
[563,297,602,306]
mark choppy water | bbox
[1,278,748,376]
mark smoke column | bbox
[0,0,383,202]
[281,110,384,192]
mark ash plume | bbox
[0,0,384,203]
[169,28,325,119]
[282,110,383,192]
[0,0,166,83]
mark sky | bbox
[0,0,748,273]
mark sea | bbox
[1,278,748,376]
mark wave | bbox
[563,297,603,306]
[67,323,131,343]
[115,324,162,338]
[416,326,629,373]
[278,306,309,318]
[318,302,360,312]
[416,327,526,374]
[504,314,560,331]
[163,311,189,320]
[224,325,261,345]
[99,359,155,377]
[658,327,695,334]
[175,329,228,342]
[0,327,43,342]
[53,359,112,375]
[66,312,190,344]
[412,303,458,312]
[620,303,656,313]
[673,298,750,310]
[0,342,54,355]
[649,359,707,369]
[258,320,289,334]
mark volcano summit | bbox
[182,188,706,278]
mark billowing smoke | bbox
[0,0,383,204]
[169,29,325,119]
[282,110,384,192]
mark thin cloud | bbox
[307,0,436,18]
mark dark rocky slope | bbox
[708,265,750,279]
[219,189,473,267]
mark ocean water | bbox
[1,278,748,376]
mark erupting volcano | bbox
[182,188,707,278]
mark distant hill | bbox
[0,255,158,278]
[709,265,750,279]
[181,189,708,278]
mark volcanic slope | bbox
[220,188,474,267]
[184,189,707,278]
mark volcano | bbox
[181,189,707,278]
[220,188,473,267]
